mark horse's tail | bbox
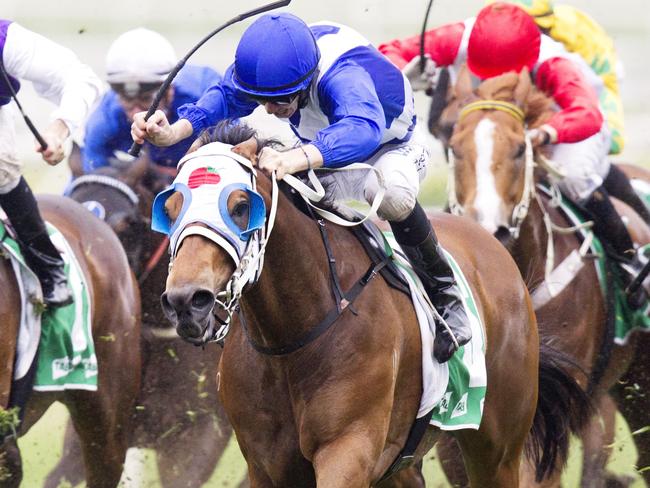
[527,340,593,482]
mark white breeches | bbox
[550,124,611,202]
[319,125,430,222]
[0,104,22,194]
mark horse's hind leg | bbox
[580,393,624,488]
[64,391,130,488]
[436,434,469,487]
[43,420,85,488]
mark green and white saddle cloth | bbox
[383,232,487,431]
[0,220,97,391]
[531,184,650,345]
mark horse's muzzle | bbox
[161,287,215,341]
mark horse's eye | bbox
[231,201,250,231]
[514,143,526,159]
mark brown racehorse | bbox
[445,67,650,487]
[157,122,590,487]
[44,161,237,488]
[0,195,141,488]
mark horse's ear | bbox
[124,155,149,187]
[232,137,259,164]
[165,191,183,221]
[514,67,532,109]
[454,64,473,100]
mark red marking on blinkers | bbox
[188,167,221,189]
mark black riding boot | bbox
[0,178,72,307]
[390,203,471,363]
[582,186,647,307]
[603,164,650,225]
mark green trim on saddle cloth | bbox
[541,186,650,345]
[0,220,97,391]
[382,232,487,430]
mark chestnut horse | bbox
[157,123,591,487]
[0,195,141,488]
[445,67,650,487]
[44,161,236,488]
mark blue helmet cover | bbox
[233,13,320,97]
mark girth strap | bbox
[379,408,435,482]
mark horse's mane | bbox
[195,120,282,154]
[476,72,553,128]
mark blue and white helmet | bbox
[232,13,320,98]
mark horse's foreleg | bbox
[0,438,22,488]
[612,334,650,484]
[312,433,382,488]
[156,413,233,488]
[43,420,85,488]
[65,392,130,488]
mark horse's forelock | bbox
[197,120,282,156]
[476,72,520,101]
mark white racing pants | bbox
[0,103,22,194]
[318,126,430,222]
[550,123,611,203]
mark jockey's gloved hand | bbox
[527,125,557,148]
[402,55,439,92]
[38,119,70,165]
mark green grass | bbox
[17,402,647,487]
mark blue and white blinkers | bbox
[151,142,266,265]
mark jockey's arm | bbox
[378,22,466,69]
[534,56,604,144]
[308,65,384,167]
[132,64,256,148]
[4,22,102,163]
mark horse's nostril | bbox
[192,290,215,311]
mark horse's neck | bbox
[240,197,342,350]
[510,199,549,287]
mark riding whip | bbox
[128,0,291,157]
[0,61,48,150]
[626,256,650,297]
[419,0,434,74]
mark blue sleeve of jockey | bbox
[81,95,119,173]
[176,64,257,136]
[310,63,384,168]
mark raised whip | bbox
[129,0,291,157]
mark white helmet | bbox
[106,28,176,94]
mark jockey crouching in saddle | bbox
[490,0,650,226]
[131,13,471,362]
[75,28,221,192]
[0,19,102,307]
[379,2,650,306]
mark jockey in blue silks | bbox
[81,28,221,173]
[131,13,471,362]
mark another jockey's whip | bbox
[419,0,434,74]
[0,61,48,150]
[128,0,291,157]
[626,256,650,297]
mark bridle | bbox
[446,99,535,239]
[168,153,386,348]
